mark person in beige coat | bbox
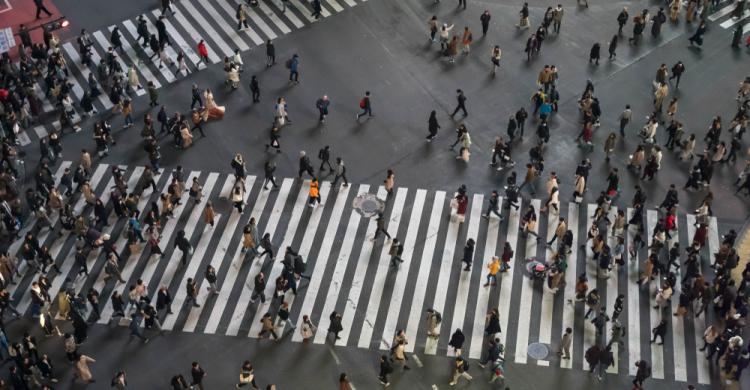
[203,201,215,228]
[74,355,96,383]
[81,181,95,205]
[573,174,586,202]
[47,187,63,213]
[653,82,669,112]
[80,150,92,173]
[300,314,317,342]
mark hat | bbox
[102,234,110,240]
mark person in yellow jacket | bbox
[308,177,321,207]
[484,256,500,287]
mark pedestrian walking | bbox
[589,43,600,64]
[389,239,404,268]
[426,309,442,339]
[451,89,468,117]
[316,95,330,123]
[480,10,491,35]
[448,356,473,386]
[651,319,667,344]
[378,355,392,386]
[236,361,258,388]
[300,315,317,342]
[197,40,209,66]
[328,311,343,341]
[356,91,373,120]
[490,45,502,76]
[34,0,53,19]
[426,110,441,141]
[288,53,300,83]
[557,327,572,359]
[236,4,249,30]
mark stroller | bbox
[526,258,549,280]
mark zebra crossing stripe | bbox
[424,193,462,356]
[33,125,48,140]
[605,206,620,374]
[447,194,482,357]
[258,1,302,31]
[182,176,255,332]
[341,0,356,6]
[232,0,280,39]
[159,179,229,330]
[514,199,540,364]
[92,30,154,94]
[17,132,31,146]
[467,196,501,359]
[204,176,266,334]
[376,189,427,350]
[291,184,353,342]
[669,215,687,381]
[34,83,54,113]
[149,10,203,68]
[213,0,264,46]
[194,0,252,51]
[109,25,167,88]
[313,184,368,344]
[357,188,408,348]
[246,180,309,337]
[581,204,597,369]
[336,186,387,346]
[120,20,177,83]
[403,191,445,353]
[497,199,522,355]
[537,206,557,367]
[325,0,345,13]
[179,1,237,58]
[720,10,750,28]
[269,182,332,336]
[169,8,223,64]
[626,208,642,376]
[288,0,317,23]
[152,173,219,301]
[708,3,736,21]
[62,42,113,109]
[646,210,665,379]
[225,178,293,336]
[559,202,578,369]
[16,164,113,314]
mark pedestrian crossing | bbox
[709,1,750,33]
[8,161,725,385]
[16,0,369,147]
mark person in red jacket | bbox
[197,40,209,65]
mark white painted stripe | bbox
[357,188,408,349]
[269,182,332,336]
[288,0,317,22]
[258,1,300,31]
[695,216,719,385]
[645,209,664,380]
[325,0,344,13]
[537,203,557,367]
[34,83,54,113]
[498,199,522,353]
[559,202,578,369]
[318,0,333,17]
[668,215,686,381]
[151,10,203,67]
[92,30,152,95]
[514,198,540,364]
[605,206,620,374]
[467,197,501,360]
[121,20,177,83]
[71,167,145,296]
[245,181,309,335]
[581,204,597,369]
[230,0,280,38]
[404,191,445,353]
[708,3,738,21]
[336,187,387,346]
[165,10,222,64]
[159,181,229,330]
[6,161,71,277]
[313,184,369,344]
[341,0,356,6]
[107,25,167,88]
[152,173,218,298]
[62,42,113,109]
[377,189,427,349]
[224,178,292,336]
[204,177,269,334]
[291,184,353,342]
[213,0,264,45]
[33,125,48,139]
[98,171,199,323]
[182,176,255,332]
[447,194,482,357]
[424,193,462,355]
[720,10,750,28]
[16,165,113,313]
[90,167,151,297]
[17,131,31,146]
[179,1,237,57]
[626,208,642,376]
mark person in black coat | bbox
[608,35,618,59]
[589,43,600,65]
[448,329,465,354]
[651,8,666,38]
[461,239,475,271]
[485,308,502,335]
[426,110,440,141]
[156,286,172,315]
[688,20,707,47]
[328,311,343,340]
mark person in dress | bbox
[202,88,225,121]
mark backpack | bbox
[462,360,469,371]
[359,98,366,109]
[434,311,442,324]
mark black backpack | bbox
[434,311,442,324]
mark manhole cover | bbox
[527,342,549,360]
[352,193,385,218]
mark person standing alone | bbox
[356,91,372,120]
